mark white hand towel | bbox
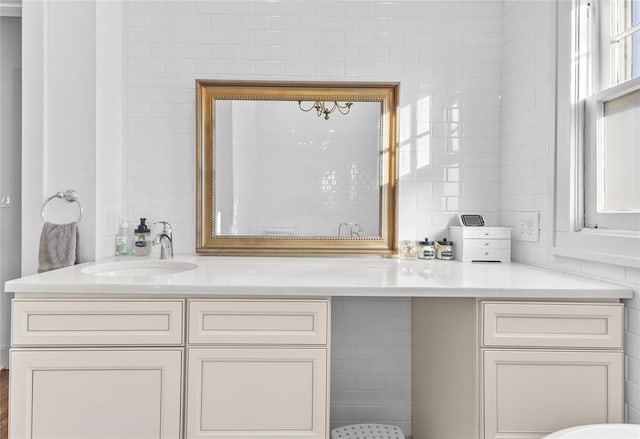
[38,221,79,273]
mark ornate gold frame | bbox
[195,80,398,255]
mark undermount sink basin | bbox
[81,260,198,277]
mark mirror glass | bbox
[215,99,381,237]
[196,81,398,254]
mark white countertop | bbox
[4,255,633,299]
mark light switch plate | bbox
[104,208,119,234]
[1,193,11,208]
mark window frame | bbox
[553,0,640,268]
[583,0,640,229]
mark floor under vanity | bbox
[4,256,632,439]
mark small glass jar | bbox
[417,238,436,260]
[398,240,418,258]
[436,238,454,260]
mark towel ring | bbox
[41,189,84,223]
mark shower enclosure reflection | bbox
[215,99,381,237]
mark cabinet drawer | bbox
[12,300,184,346]
[471,239,511,250]
[482,302,623,348]
[188,300,329,345]
[465,228,511,240]
[470,247,511,262]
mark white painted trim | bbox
[553,230,640,268]
[0,347,7,369]
[586,77,640,225]
[555,0,579,235]
[95,0,124,260]
[611,22,640,43]
[598,76,640,102]
[0,2,21,17]
[21,0,46,276]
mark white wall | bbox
[124,1,503,433]
[21,0,123,275]
[0,15,22,368]
[499,1,640,423]
[46,1,97,263]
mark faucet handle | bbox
[154,221,173,235]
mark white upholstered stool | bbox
[330,423,405,439]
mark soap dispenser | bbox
[133,218,151,256]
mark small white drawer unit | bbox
[448,226,511,262]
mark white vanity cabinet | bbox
[10,297,331,439]
[9,299,185,439]
[185,299,330,439]
[480,301,624,439]
[412,298,625,439]
[6,258,631,439]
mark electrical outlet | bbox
[516,212,540,242]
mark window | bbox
[552,0,640,267]
[582,0,640,230]
[608,0,640,84]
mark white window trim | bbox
[0,0,22,17]
[553,0,640,269]
[587,77,640,223]
[584,0,640,227]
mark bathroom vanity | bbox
[4,256,633,439]
[10,297,329,438]
[413,298,624,439]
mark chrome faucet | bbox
[153,221,174,259]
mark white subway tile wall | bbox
[331,297,412,433]
[125,0,503,254]
[499,1,640,423]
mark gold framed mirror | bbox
[195,80,398,255]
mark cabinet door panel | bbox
[483,350,622,439]
[187,348,327,438]
[10,349,182,439]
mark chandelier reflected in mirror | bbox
[298,100,353,120]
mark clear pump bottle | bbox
[115,220,130,255]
